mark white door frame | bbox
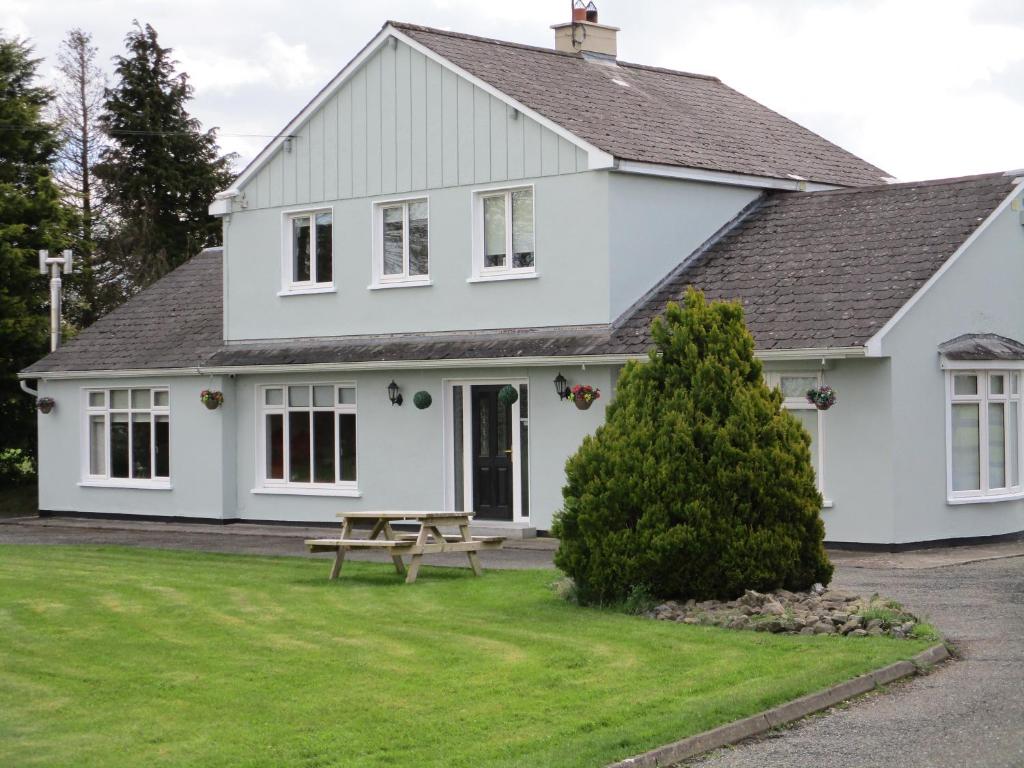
[441,377,529,522]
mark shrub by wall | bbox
[552,289,833,604]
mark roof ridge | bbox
[615,60,719,82]
[794,169,1021,198]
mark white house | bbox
[21,11,1024,547]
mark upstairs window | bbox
[947,371,1023,501]
[371,198,429,287]
[283,209,332,292]
[471,186,536,281]
[84,388,170,485]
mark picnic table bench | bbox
[305,511,504,583]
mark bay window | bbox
[259,384,358,493]
[947,370,1022,501]
[84,387,170,485]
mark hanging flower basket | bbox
[200,390,224,410]
[566,384,600,411]
[36,397,55,414]
[413,390,432,410]
[497,384,519,408]
[806,385,837,411]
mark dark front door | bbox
[472,385,513,521]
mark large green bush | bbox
[552,289,833,604]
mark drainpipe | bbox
[20,379,38,397]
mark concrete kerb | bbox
[607,643,950,768]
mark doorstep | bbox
[469,521,538,540]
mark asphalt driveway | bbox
[1,516,1022,767]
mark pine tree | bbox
[53,28,118,326]
[552,289,833,604]
[95,22,234,289]
[0,34,67,478]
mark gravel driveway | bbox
[1,516,1022,767]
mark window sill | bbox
[947,490,1024,506]
[467,272,539,284]
[277,285,336,297]
[251,486,362,498]
[78,480,172,490]
[368,279,433,291]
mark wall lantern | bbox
[387,380,403,406]
[554,372,568,400]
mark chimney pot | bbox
[585,1,598,22]
[572,0,587,22]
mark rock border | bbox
[607,643,950,768]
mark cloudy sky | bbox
[5,0,1023,182]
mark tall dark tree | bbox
[0,34,67,479]
[53,28,118,326]
[95,22,233,289]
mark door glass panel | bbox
[110,389,129,409]
[288,412,311,482]
[496,397,509,454]
[478,397,490,457]
[989,403,1006,488]
[382,206,404,275]
[409,201,428,276]
[89,415,106,475]
[453,386,464,511]
[265,414,284,480]
[953,374,978,396]
[292,216,311,282]
[315,212,332,283]
[155,415,170,478]
[313,385,333,407]
[288,386,310,407]
[110,413,129,478]
[483,195,506,268]
[511,189,534,268]
[519,384,529,518]
[131,389,150,409]
[951,403,981,491]
[790,408,820,481]
[312,411,335,483]
[131,413,151,479]
[779,376,818,399]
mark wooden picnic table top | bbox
[334,511,474,521]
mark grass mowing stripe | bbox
[0,545,932,768]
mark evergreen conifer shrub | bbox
[552,289,833,603]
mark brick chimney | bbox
[552,1,619,58]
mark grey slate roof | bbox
[612,171,1020,351]
[392,22,889,187]
[22,173,1020,375]
[23,248,224,374]
[939,334,1024,361]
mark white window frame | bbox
[254,383,360,497]
[280,207,334,295]
[469,184,537,282]
[765,371,828,503]
[370,196,431,289]
[81,387,171,489]
[945,369,1024,504]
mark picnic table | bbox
[305,511,504,584]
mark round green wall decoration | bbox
[413,390,432,410]
[498,384,519,407]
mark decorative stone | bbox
[761,601,785,616]
[813,621,835,635]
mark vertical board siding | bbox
[239,40,590,209]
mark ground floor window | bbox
[947,370,1022,501]
[259,384,357,489]
[766,373,823,492]
[84,387,170,483]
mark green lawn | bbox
[0,546,932,768]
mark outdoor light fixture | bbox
[387,380,403,406]
[554,372,568,400]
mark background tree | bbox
[552,289,833,604]
[52,28,118,327]
[95,22,233,289]
[0,33,68,483]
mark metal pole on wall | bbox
[38,249,74,352]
